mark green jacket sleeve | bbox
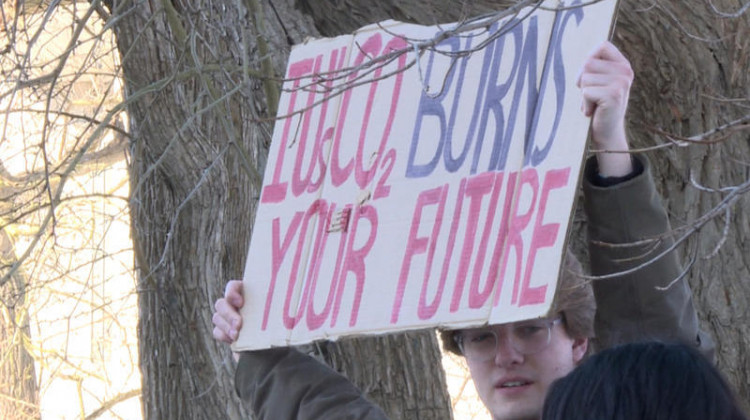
[582,155,714,360]
[235,348,390,420]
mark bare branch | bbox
[83,389,141,420]
[707,0,750,18]
[580,176,750,283]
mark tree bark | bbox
[111,0,452,418]
[617,0,750,409]
[0,231,39,420]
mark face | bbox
[463,320,588,420]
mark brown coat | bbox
[583,156,714,358]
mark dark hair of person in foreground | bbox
[542,341,748,420]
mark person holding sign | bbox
[212,41,713,420]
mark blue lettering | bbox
[406,7,581,177]
[406,35,460,178]
[478,18,539,173]
[525,4,583,166]
[444,35,479,173]
[469,21,523,174]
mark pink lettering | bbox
[293,48,349,196]
[262,212,303,330]
[507,168,539,305]
[416,185,449,320]
[305,204,345,330]
[392,185,448,323]
[518,168,570,306]
[437,178,466,313]
[261,59,313,203]
[468,172,505,308]
[450,172,495,311]
[331,205,378,327]
[355,37,409,189]
[373,148,396,199]
[490,172,518,306]
[290,56,324,197]
[330,34,382,186]
[282,200,328,329]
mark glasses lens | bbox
[458,318,559,361]
[460,330,497,362]
[510,320,553,354]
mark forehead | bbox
[459,318,551,333]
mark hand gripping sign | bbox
[234,0,620,351]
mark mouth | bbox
[495,379,533,389]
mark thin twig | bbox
[707,0,750,18]
[580,176,750,282]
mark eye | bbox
[468,332,494,344]
[515,325,544,338]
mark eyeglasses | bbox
[454,318,563,362]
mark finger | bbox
[581,58,633,80]
[212,325,233,344]
[228,291,244,310]
[225,280,245,309]
[225,279,243,298]
[212,307,232,333]
[214,298,243,330]
[580,73,632,96]
[211,312,237,341]
[578,73,612,88]
[581,85,629,109]
[582,97,596,117]
[578,42,632,88]
[590,41,629,63]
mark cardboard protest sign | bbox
[234,0,620,351]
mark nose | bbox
[493,332,524,367]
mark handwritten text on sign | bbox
[235,0,618,351]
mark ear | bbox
[571,337,588,364]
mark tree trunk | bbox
[110,0,453,418]
[0,231,39,419]
[617,0,750,410]
[110,0,750,417]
